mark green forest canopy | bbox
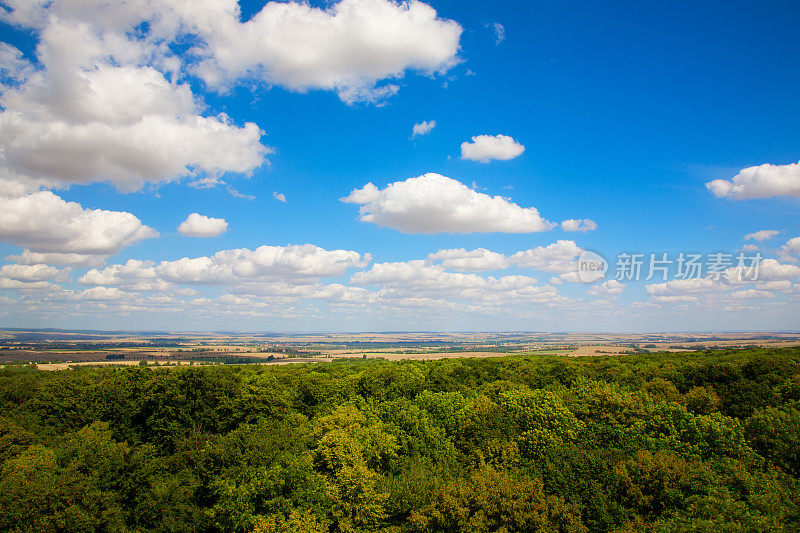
[1,347,799,532]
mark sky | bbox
[0,0,799,332]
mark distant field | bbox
[2,329,799,370]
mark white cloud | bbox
[2,0,463,105]
[81,245,370,289]
[5,250,106,268]
[351,260,564,307]
[0,43,33,82]
[510,240,584,273]
[646,277,722,297]
[744,229,780,241]
[753,258,800,281]
[0,32,269,192]
[0,190,157,261]
[228,187,256,200]
[643,258,800,306]
[460,134,524,162]
[188,0,462,103]
[730,289,775,300]
[587,279,624,297]
[423,241,592,276]
[0,0,462,193]
[782,237,800,256]
[0,277,57,291]
[491,22,505,45]
[561,218,597,232]
[427,248,508,271]
[755,280,793,291]
[706,161,800,200]
[341,173,554,233]
[412,120,436,138]
[78,286,129,301]
[178,213,229,238]
[0,263,61,282]
[273,191,287,203]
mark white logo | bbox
[577,250,607,283]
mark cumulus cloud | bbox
[80,245,370,289]
[412,120,436,138]
[509,240,584,274]
[643,257,800,305]
[78,286,130,301]
[0,43,33,83]
[0,190,157,263]
[424,241,592,277]
[706,161,800,200]
[273,192,287,203]
[460,134,524,162]
[427,248,508,271]
[751,258,800,281]
[0,263,61,282]
[744,229,780,241]
[587,279,624,297]
[646,277,722,298]
[782,237,800,256]
[178,213,228,238]
[341,173,554,233]
[561,219,598,232]
[5,250,106,268]
[730,289,775,300]
[0,10,269,192]
[0,0,462,192]
[191,0,462,103]
[351,260,563,306]
[0,277,57,291]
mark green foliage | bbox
[0,347,799,531]
[745,403,800,476]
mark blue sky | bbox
[0,0,799,331]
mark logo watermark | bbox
[572,251,762,283]
[577,250,608,283]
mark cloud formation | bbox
[80,245,371,288]
[0,0,461,193]
[491,22,505,45]
[426,241,586,275]
[783,237,800,256]
[341,173,554,233]
[510,240,585,274]
[561,219,598,232]
[351,260,561,305]
[706,161,800,200]
[0,190,157,264]
[587,279,624,297]
[0,13,269,192]
[461,134,524,162]
[186,0,463,103]
[427,248,508,271]
[412,120,436,138]
[744,230,780,242]
[0,263,61,282]
[178,213,229,238]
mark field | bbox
[2,329,799,369]
[0,345,798,532]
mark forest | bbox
[1,347,798,532]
